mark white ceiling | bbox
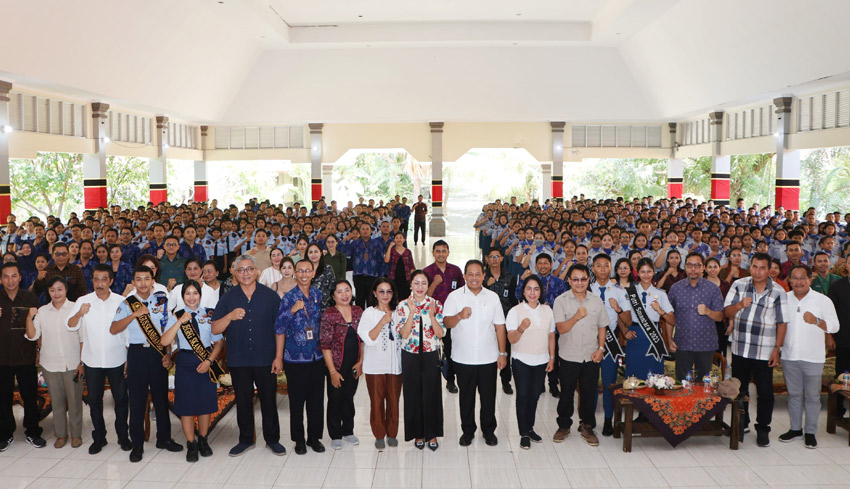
[1,0,850,125]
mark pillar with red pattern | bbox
[551,121,565,204]
[149,116,168,205]
[83,102,110,211]
[708,112,731,207]
[773,97,800,211]
[0,80,12,225]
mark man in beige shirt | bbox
[552,263,608,446]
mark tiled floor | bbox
[2,236,850,488]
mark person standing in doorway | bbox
[412,195,428,246]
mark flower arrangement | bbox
[647,373,675,390]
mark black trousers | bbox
[284,361,324,443]
[126,346,171,446]
[401,350,443,441]
[353,275,377,310]
[548,338,560,388]
[401,221,409,236]
[500,342,512,385]
[413,221,426,244]
[84,364,129,443]
[557,359,600,429]
[731,354,774,433]
[835,346,850,415]
[326,365,359,440]
[454,362,498,437]
[231,364,280,445]
[512,359,546,436]
[442,329,456,384]
[674,350,715,383]
[0,364,42,440]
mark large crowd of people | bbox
[1,192,849,466]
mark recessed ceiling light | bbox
[516,13,522,16]
[358,15,363,18]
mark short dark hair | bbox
[535,253,552,264]
[592,253,611,264]
[685,252,705,265]
[432,240,449,251]
[520,275,547,304]
[751,252,772,268]
[93,263,115,280]
[368,278,398,309]
[0,262,21,276]
[567,263,590,279]
[133,265,154,279]
[464,260,485,274]
[788,264,812,279]
[45,275,68,290]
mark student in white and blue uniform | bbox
[110,265,183,462]
[160,280,224,463]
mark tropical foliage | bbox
[106,155,149,209]
[11,152,82,220]
[208,161,311,206]
[333,152,430,203]
[564,158,667,199]
[801,147,850,215]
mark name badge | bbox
[306,329,314,341]
[503,289,509,298]
[451,281,457,289]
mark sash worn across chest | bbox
[626,285,669,362]
[176,309,226,383]
[126,295,168,357]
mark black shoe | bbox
[502,383,513,395]
[458,434,473,447]
[778,429,803,443]
[197,435,213,457]
[519,436,530,450]
[0,437,13,452]
[446,382,458,394]
[602,418,614,437]
[294,442,307,455]
[804,433,817,449]
[427,441,439,451]
[526,430,542,443]
[186,441,199,463]
[229,442,254,457]
[484,434,498,446]
[414,440,425,450]
[88,438,107,455]
[118,438,133,451]
[550,385,561,398]
[267,442,286,456]
[306,438,325,453]
[156,438,184,452]
[129,446,144,463]
[26,435,46,448]
[756,430,770,447]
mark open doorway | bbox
[443,149,541,236]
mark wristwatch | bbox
[598,346,604,351]
[498,352,507,357]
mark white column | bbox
[667,123,683,199]
[149,116,168,204]
[551,121,565,203]
[0,81,12,224]
[193,125,209,202]
[709,111,730,207]
[429,122,446,237]
[83,102,110,211]
[309,123,323,207]
[773,96,800,212]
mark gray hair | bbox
[234,254,257,268]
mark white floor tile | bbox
[516,468,570,489]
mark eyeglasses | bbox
[236,267,255,274]
[165,243,178,247]
[685,263,703,268]
[54,252,68,257]
[569,277,589,283]
[295,269,313,274]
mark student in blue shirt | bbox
[276,259,326,455]
[110,265,183,462]
[160,280,224,463]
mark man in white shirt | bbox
[66,265,131,455]
[443,260,507,447]
[778,264,839,449]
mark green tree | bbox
[569,158,667,199]
[683,156,711,199]
[334,152,424,202]
[107,156,149,209]
[801,147,850,216]
[10,152,82,220]
[731,153,775,207]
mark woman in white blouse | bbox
[357,278,402,451]
[259,248,285,287]
[24,276,84,448]
[505,275,556,450]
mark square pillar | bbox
[83,102,109,211]
[321,163,334,202]
[309,123,323,207]
[709,111,730,207]
[774,97,800,211]
[0,81,12,224]
[667,123,683,199]
[193,126,209,202]
[551,121,565,203]
[429,122,446,237]
[149,116,168,205]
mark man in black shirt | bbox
[828,259,850,417]
[0,262,45,450]
[484,248,518,394]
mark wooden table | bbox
[825,381,850,445]
[612,388,742,452]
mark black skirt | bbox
[173,350,218,416]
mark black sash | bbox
[603,326,625,362]
[175,309,225,383]
[626,285,669,362]
[126,295,168,357]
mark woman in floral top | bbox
[393,270,445,451]
[308,243,336,311]
[320,279,364,450]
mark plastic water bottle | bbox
[703,374,712,393]
[844,371,849,391]
[684,371,693,391]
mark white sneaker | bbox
[343,435,360,445]
[331,439,343,450]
